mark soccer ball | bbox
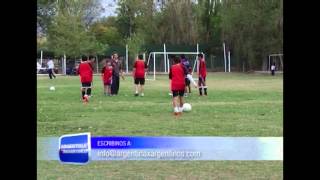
[49,86,55,91]
[183,103,192,112]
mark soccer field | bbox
[37,72,283,179]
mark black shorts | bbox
[134,78,145,85]
[185,78,190,86]
[82,82,91,88]
[47,69,53,73]
[172,90,185,97]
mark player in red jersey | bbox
[133,54,148,96]
[77,55,93,102]
[101,60,113,96]
[169,56,188,116]
[197,54,207,96]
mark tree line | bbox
[37,0,283,70]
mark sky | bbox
[100,0,118,17]
[99,0,163,17]
[98,0,209,17]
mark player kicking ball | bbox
[77,55,93,103]
[169,56,189,116]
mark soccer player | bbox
[197,54,207,96]
[133,54,148,96]
[180,54,192,96]
[110,53,124,96]
[271,62,276,76]
[47,57,56,79]
[101,60,113,96]
[77,55,93,103]
[169,56,187,116]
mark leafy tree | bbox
[37,0,57,35]
[220,0,282,70]
[126,32,145,60]
[116,0,144,38]
[90,18,123,46]
[47,0,104,58]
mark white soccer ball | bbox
[49,86,55,91]
[183,103,192,112]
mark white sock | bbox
[174,107,179,113]
[179,107,183,112]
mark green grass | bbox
[38,161,282,180]
[37,72,283,179]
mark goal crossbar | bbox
[151,52,202,55]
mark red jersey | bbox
[102,66,113,83]
[198,58,207,78]
[133,59,147,78]
[78,62,93,83]
[169,63,186,91]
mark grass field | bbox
[37,72,283,179]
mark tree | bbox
[220,0,283,70]
[56,0,103,27]
[116,0,142,38]
[196,0,222,43]
[40,0,282,71]
[48,14,93,57]
[37,0,57,35]
[127,32,145,60]
[47,0,104,58]
[154,0,199,44]
[90,18,123,46]
[134,0,158,44]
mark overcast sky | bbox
[100,0,118,17]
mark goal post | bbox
[268,54,283,71]
[146,51,205,80]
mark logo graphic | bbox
[59,133,91,164]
